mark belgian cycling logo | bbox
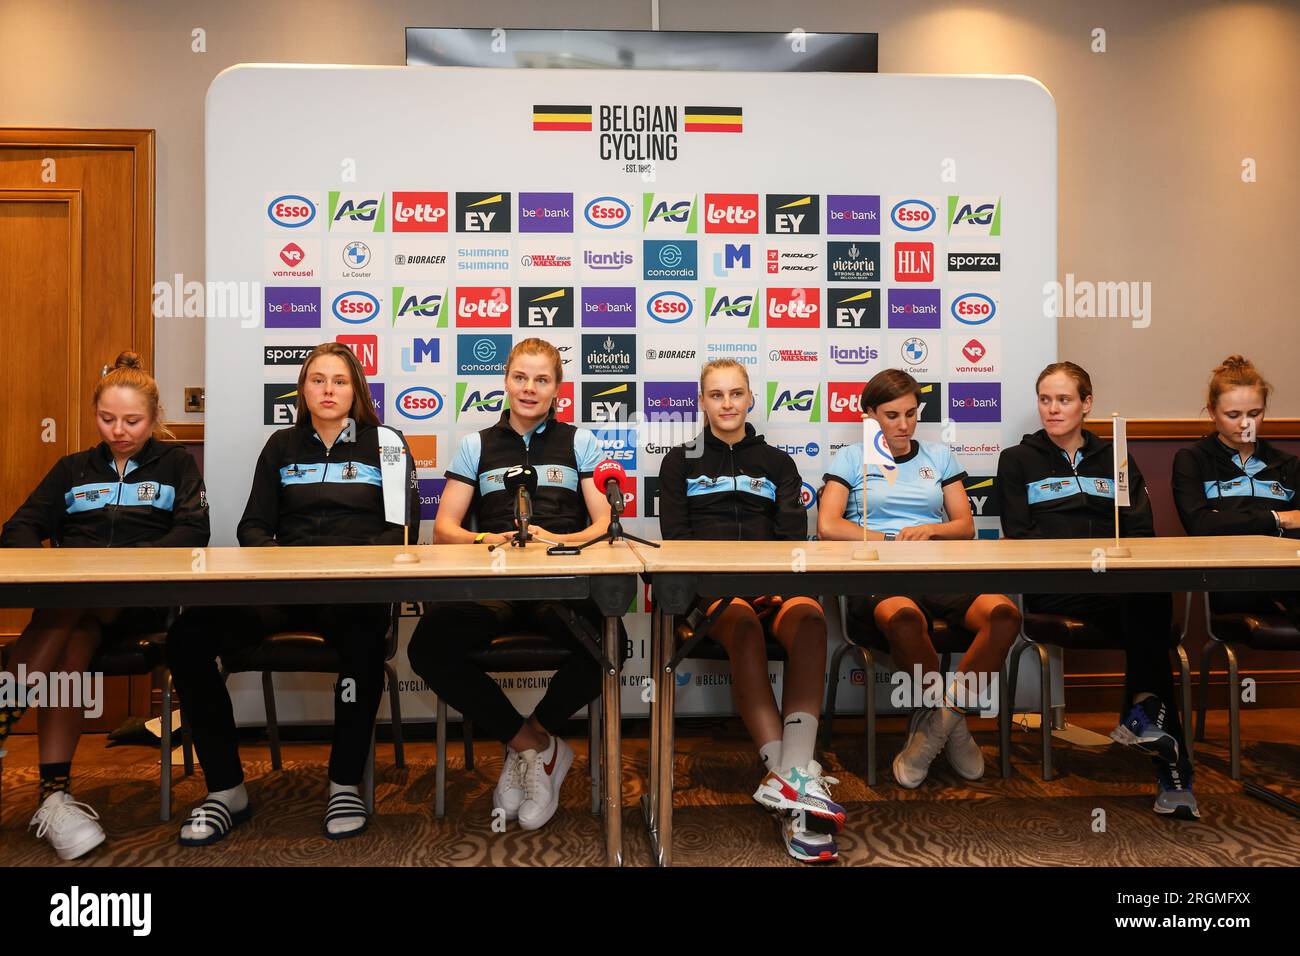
[341,463,358,480]
[135,482,157,502]
[917,467,936,481]
[1094,479,1112,494]
[546,467,565,484]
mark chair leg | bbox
[1035,644,1053,781]
[261,672,281,771]
[180,710,195,776]
[435,698,447,819]
[589,693,602,816]
[823,641,851,748]
[1195,639,1217,743]
[384,663,405,770]
[363,726,376,814]
[1005,639,1027,773]
[1226,643,1242,781]
[859,647,876,788]
[1175,645,1194,767]
[159,669,173,822]
[463,718,474,772]
[998,662,1012,779]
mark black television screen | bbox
[405,27,878,73]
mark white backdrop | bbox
[205,64,1057,725]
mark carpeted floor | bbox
[2,710,1298,866]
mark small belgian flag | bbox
[533,104,593,131]
[684,106,743,133]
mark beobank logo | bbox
[766,287,820,328]
[703,194,759,234]
[332,290,380,325]
[267,194,316,228]
[584,196,633,230]
[392,192,448,232]
[827,382,867,422]
[455,286,512,326]
[396,386,445,420]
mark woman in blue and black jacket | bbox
[1172,355,1299,619]
[1,351,209,860]
[658,358,843,864]
[166,342,418,847]
[998,361,1196,820]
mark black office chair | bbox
[1,614,194,824]
[1195,591,1300,780]
[1006,593,1193,781]
[211,603,405,812]
[434,627,604,820]
[824,595,1011,786]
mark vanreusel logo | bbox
[827,287,881,329]
[766,194,819,234]
[518,287,574,327]
[703,194,759,234]
[392,192,448,232]
[328,192,385,233]
[50,886,151,936]
[827,241,880,282]
[455,192,511,233]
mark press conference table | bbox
[1,537,1297,868]
[630,536,1300,866]
[0,542,641,867]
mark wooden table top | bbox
[630,536,1300,574]
[0,541,645,583]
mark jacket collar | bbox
[93,436,163,472]
[700,421,763,452]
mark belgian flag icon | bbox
[684,106,743,133]
[533,104,593,131]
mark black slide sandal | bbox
[323,791,370,841]
[178,798,253,847]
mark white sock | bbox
[325,781,365,836]
[944,676,975,715]
[759,740,783,772]
[781,712,818,773]
[181,783,247,839]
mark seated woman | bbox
[998,361,1195,819]
[658,358,842,863]
[1,351,209,859]
[406,338,626,833]
[166,342,417,846]
[818,368,1021,790]
[1173,354,1299,620]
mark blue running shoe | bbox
[1154,761,1201,821]
[1110,695,1179,764]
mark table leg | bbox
[656,605,676,868]
[642,599,662,837]
[603,614,623,867]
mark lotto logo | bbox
[455,287,512,327]
[766,287,820,328]
[392,192,448,232]
[703,194,759,234]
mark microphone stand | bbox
[571,486,660,552]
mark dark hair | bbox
[860,368,922,412]
[295,342,380,428]
[94,350,175,440]
[1207,354,1270,411]
[1035,361,1093,401]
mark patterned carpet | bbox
[2,716,1299,866]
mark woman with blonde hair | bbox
[1,351,210,859]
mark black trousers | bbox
[407,599,628,744]
[167,603,390,790]
[1025,591,1184,749]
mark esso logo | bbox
[585,196,631,229]
[951,292,996,325]
[332,291,380,324]
[397,387,444,419]
[268,195,316,228]
[647,291,693,323]
[890,199,935,232]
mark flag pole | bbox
[1106,411,1131,558]
[392,432,420,564]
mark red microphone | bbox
[593,459,627,517]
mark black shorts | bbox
[100,607,171,644]
[686,595,792,643]
[846,593,979,642]
[1208,591,1300,619]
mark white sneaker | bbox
[892,708,950,789]
[942,711,985,781]
[517,735,574,831]
[493,746,526,821]
[29,791,106,861]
